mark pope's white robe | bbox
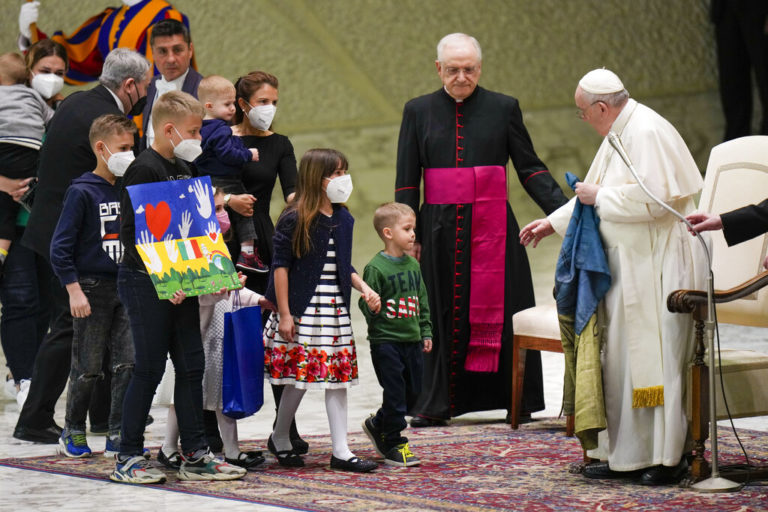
[548,99,708,470]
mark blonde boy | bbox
[359,202,432,467]
[50,114,136,459]
[111,90,245,484]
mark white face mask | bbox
[100,145,135,177]
[246,103,276,131]
[171,125,202,161]
[325,174,353,203]
[31,73,64,99]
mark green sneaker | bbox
[384,443,420,467]
[109,455,166,484]
[178,450,246,481]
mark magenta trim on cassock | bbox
[424,166,507,372]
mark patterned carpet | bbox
[1,420,767,511]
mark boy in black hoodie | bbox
[50,114,137,459]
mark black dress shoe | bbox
[409,416,448,428]
[330,455,377,473]
[13,424,63,444]
[583,461,644,480]
[226,450,266,470]
[639,459,688,486]
[290,436,309,455]
[267,435,304,467]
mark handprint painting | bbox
[126,176,241,299]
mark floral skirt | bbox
[264,262,358,388]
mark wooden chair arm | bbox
[667,270,768,314]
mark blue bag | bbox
[222,292,264,419]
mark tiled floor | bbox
[0,302,765,511]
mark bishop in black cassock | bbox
[395,33,567,423]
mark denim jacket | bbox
[265,205,356,316]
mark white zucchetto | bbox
[578,68,625,94]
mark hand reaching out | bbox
[138,230,163,273]
[178,210,192,239]
[193,180,212,219]
[169,289,186,305]
[164,235,179,263]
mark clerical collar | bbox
[441,85,479,104]
[104,86,125,113]
[608,98,638,137]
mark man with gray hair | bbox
[14,48,151,444]
[521,69,706,485]
[395,33,566,428]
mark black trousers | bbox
[714,0,768,140]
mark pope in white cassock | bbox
[520,69,707,485]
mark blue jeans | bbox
[117,265,207,456]
[64,278,133,436]
[0,227,50,382]
[370,342,424,451]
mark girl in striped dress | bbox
[263,148,380,472]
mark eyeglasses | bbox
[576,101,603,120]
[443,66,479,77]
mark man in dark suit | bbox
[14,48,152,444]
[687,199,768,268]
[139,19,202,151]
[711,0,768,140]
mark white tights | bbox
[272,385,354,460]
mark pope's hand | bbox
[574,182,600,205]
[519,219,554,248]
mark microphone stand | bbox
[607,132,739,492]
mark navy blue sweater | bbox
[266,206,356,316]
[50,172,123,285]
[195,118,251,178]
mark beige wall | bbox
[1,0,728,294]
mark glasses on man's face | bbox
[576,101,602,120]
[443,66,479,78]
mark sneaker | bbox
[59,430,92,458]
[178,450,246,481]
[362,415,387,457]
[104,434,151,459]
[157,449,182,470]
[110,455,166,484]
[384,443,420,467]
[16,379,30,408]
[236,251,269,274]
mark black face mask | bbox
[127,81,147,117]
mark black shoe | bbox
[409,416,447,428]
[13,424,63,444]
[362,415,386,457]
[290,436,309,455]
[639,459,688,486]
[145,414,154,427]
[582,461,644,480]
[225,450,266,470]
[267,435,304,467]
[157,449,182,469]
[330,455,377,473]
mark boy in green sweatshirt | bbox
[359,202,432,467]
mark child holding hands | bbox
[359,202,432,467]
[264,148,379,472]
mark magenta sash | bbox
[424,166,507,373]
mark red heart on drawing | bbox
[145,202,171,241]
[208,231,219,244]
